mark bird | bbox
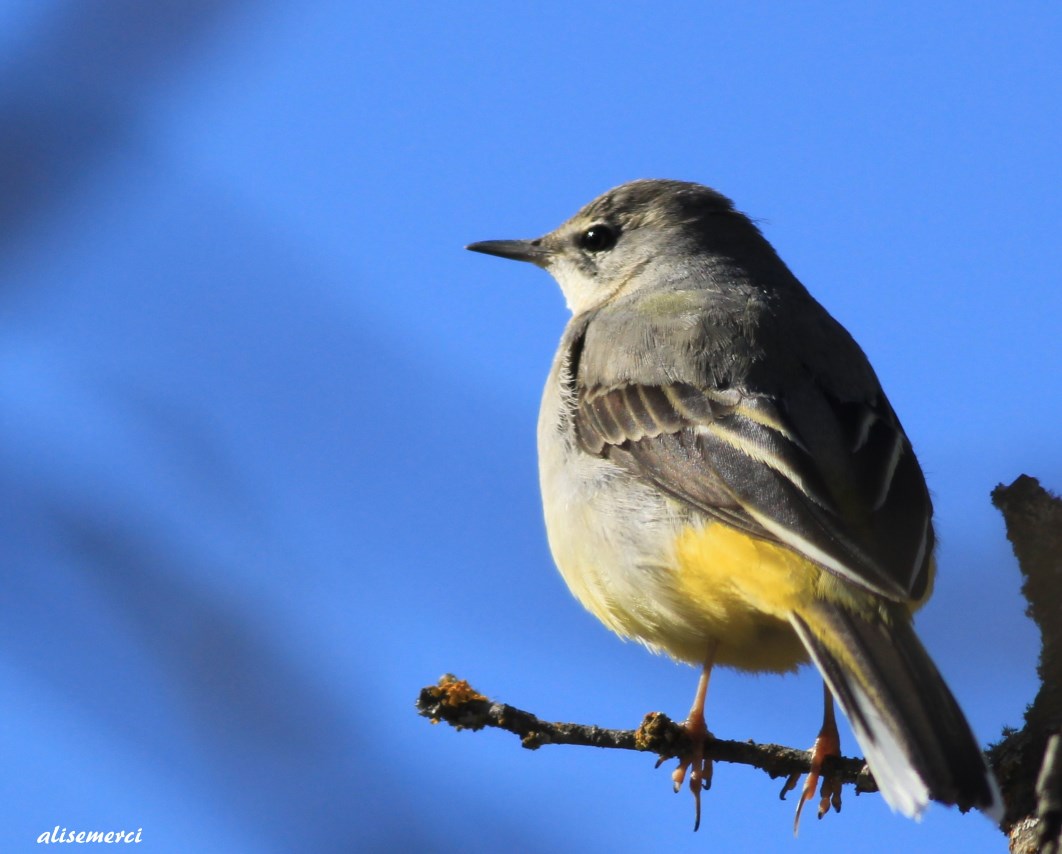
[466,179,1001,831]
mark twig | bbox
[416,674,877,794]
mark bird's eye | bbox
[578,224,617,253]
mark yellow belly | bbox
[670,522,818,672]
[671,521,931,672]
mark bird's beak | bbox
[466,238,551,268]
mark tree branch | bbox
[987,475,1062,852]
[416,673,877,795]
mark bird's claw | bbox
[791,730,843,834]
[661,717,712,831]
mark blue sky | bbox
[1,3,1059,852]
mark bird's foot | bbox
[781,726,843,834]
[656,711,712,831]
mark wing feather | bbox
[574,375,932,601]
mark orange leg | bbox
[668,642,718,831]
[788,681,843,833]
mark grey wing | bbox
[572,367,933,604]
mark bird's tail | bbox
[790,603,1001,821]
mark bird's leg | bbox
[786,681,843,833]
[667,642,717,832]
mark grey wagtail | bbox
[467,179,1000,830]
